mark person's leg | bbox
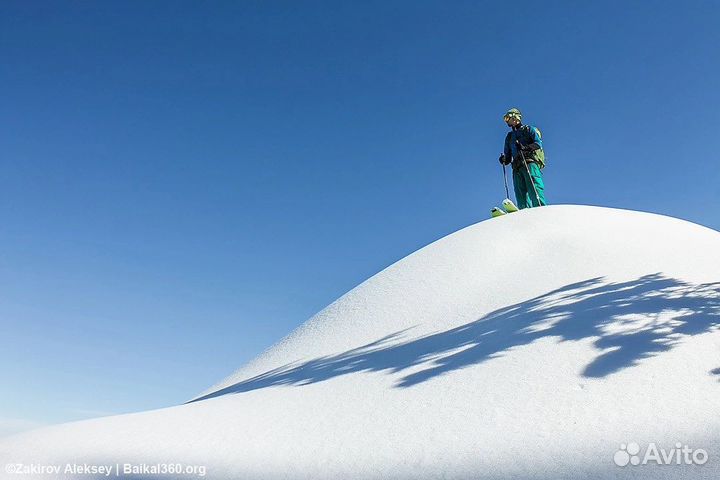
[527,163,547,207]
[513,169,529,209]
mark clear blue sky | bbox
[1,0,718,432]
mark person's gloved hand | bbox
[499,154,509,165]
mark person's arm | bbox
[500,133,512,164]
[521,127,543,151]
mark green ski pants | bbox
[513,162,547,209]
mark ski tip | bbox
[491,207,506,218]
[502,199,519,213]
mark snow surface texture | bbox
[1,205,719,479]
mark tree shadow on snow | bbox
[189,274,720,402]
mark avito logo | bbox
[614,442,708,467]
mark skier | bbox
[498,108,547,209]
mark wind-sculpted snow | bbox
[2,205,719,480]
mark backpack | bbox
[524,125,546,169]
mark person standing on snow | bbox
[498,108,547,209]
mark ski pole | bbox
[502,163,509,199]
[516,141,542,207]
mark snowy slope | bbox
[1,205,719,479]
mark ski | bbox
[502,198,519,213]
[490,199,519,219]
[491,207,506,218]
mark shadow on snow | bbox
[190,273,720,403]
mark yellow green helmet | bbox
[503,108,522,122]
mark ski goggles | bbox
[503,113,521,122]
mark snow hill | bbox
[2,205,720,480]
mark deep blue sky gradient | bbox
[1,1,719,430]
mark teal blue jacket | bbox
[504,124,543,170]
